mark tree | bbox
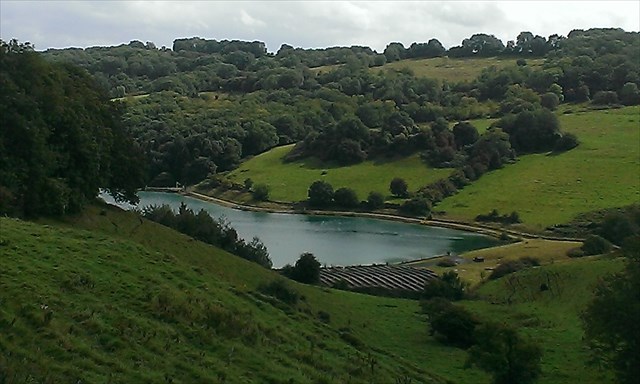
[285,252,321,284]
[582,236,640,384]
[452,121,480,149]
[390,177,409,198]
[468,322,543,384]
[498,109,561,153]
[333,187,359,208]
[367,191,385,209]
[308,180,334,207]
[383,42,406,62]
[252,183,269,201]
[421,298,479,348]
[540,92,560,110]
[400,198,431,217]
[619,82,640,105]
[599,212,638,245]
[422,271,468,301]
[0,39,143,217]
[580,234,612,255]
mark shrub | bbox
[489,257,540,280]
[367,191,385,209]
[619,82,640,105]
[592,91,619,105]
[476,209,521,224]
[390,177,409,197]
[422,271,468,301]
[317,310,331,323]
[252,183,269,201]
[436,258,457,267]
[553,133,579,152]
[257,279,299,305]
[567,247,585,258]
[422,298,479,348]
[308,180,334,208]
[581,235,613,255]
[400,198,431,216]
[540,92,560,110]
[283,252,321,284]
[468,322,543,384]
[333,187,359,208]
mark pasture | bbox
[437,106,640,230]
[371,56,544,82]
[225,145,452,202]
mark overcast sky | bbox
[1,1,639,52]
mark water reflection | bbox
[103,191,498,268]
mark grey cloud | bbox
[1,1,638,52]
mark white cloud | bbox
[0,0,638,52]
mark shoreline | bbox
[172,189,584,243]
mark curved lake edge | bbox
[141,188,585,245]
[184,190,531,241]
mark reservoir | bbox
[111,191,499,268]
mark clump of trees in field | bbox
[421,298,543,384]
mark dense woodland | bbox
[0,40,144,217]
[39,28,640,193]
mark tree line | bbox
[38,28,639,189]
[0,39,144,217]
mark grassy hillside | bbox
[371,57,544,82]
[466,257,623,384]
[0,206,442,384]
[437,106,640,229]
[224,145,452,202]
[0,204,624,383]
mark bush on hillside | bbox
[489,257,540,280]
[257,279,299,305]
[282,252,321,284]
[307,180,334,208]
[553,132,579,152]
[421,298,479,348]
[581,234,613,255]
[367,191,385,209]
[252,183,269,201]
[333,187,359,208]
[468,322,543,384]
[399,197,431,216]
[422,271,468,301]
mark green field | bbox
[466,257,622,384]
[0,205,623,383]
[437,106,640,229]
[225,145,452,202]
[1,207,440,383]
[371,56,544,82]
[414,238,582,285]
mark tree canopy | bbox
[0,39,144,217]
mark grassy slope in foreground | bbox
[0,205,623,384]
[437,106,640,230]
[0,208,441,384]
[226,145,452,202]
